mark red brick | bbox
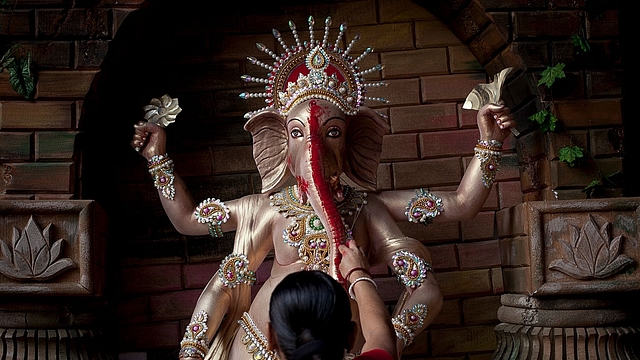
[36,9,110,38]
[115,295,150,325]
[449,2,491,43]
[551,157,622,189]
[434,269,493,297]
[1,162,73,192]
[468,23,509,64]
[433,299,462,326]
[502,267,532,294]
[35,131,77,160]
[36,70,99,98]
[382,48,448,78]
[458,103,478,129]
[589,128,623,157]
[173,150,213,177]
[431,325,497,355]
[587,70,622,97]
[491,267,504,294]
[422,73,487,102]
[419,129,477,158]
[118,264,182,294]
[513,11,581,39]
[393,158,463,188]
[374,276,404,303]
[511,41,550,69]
[381,133,418,161]
[587,10,619,38]
[366,78,421,107]
[34,193,73,200]
[389,103,458,133]
[457,239,501,270]
[75,40,110,68]
[349,22,414,53]
[17,41,72,68]
[482,185,499,210]
[450,45,484,73]
[415,20,460,48]
[554,99,622,128]
[396,220,461,243]
[117,321,180,349]
[0,10,32,36]
[0,132,32,160]
[1,101,75,129]
[461,212,496,241]
[498,181,523,209]
[376,162,393,190]
[149,289,201,321]
[495,154,521,183]
[499,236,531,267]
[428,244,458,270]
[183,261,219,289]
[312,0,378,30]
[379,0,436,23]
[462,295,501,325]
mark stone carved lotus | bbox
[0,216,75,281]
[549,214,634,280]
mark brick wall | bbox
[0,0,626,359]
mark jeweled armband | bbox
[218,253,257,288]
[405,189,443,226]
[179,310,210,359]
[474,139,503,188]
[392,304,428,347]
[195,198,230,238]
[148,154,175,200]
[392,251,433,289]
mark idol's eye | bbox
[327,127,342,138]
[290,128,303,138]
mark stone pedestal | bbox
[0,200,111,359]
[495,198,640,359]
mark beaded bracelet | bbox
[474,140,503,188]
[344,267,372,283]
[348,277,378,301]
[148,153,176,200]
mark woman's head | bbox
[268,270,354,360]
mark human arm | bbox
[131,121,237,235]
[377,101,515,222]
[338,240,398,360]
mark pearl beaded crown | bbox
[239,16,387,119]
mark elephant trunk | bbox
[299,101,347,282]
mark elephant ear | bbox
[344,107,390,191]
[243,109,291,193]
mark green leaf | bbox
[571,34,591,54]
[528,110,558,133]
[538,63,566,88]
[7,52,35,100]
[559,146,584,167]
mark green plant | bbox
[559,145,585,167]
[528,34,621,197]
[1,45,36,100]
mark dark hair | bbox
[269,270,353,360]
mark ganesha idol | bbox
[131,16,514,360]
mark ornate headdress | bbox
[239,16,387,119]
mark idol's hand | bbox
[131,121,167,161]
[477,100,515,143]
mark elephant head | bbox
[244,99,389,278]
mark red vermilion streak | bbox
[307,100,346,282]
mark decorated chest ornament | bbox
[405,188,443,225]
[239,15,388,119]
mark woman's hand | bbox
[477,100,515,143]
[131,121,167,161]
[338,240,370,283]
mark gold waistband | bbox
[237,312,280,360]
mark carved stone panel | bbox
[498,198,640,296]
[0,200,106,296]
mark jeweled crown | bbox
[239,16,387,119]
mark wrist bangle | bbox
[344,267,371,283]
[348,277,377,301]
[148,153,175,200]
